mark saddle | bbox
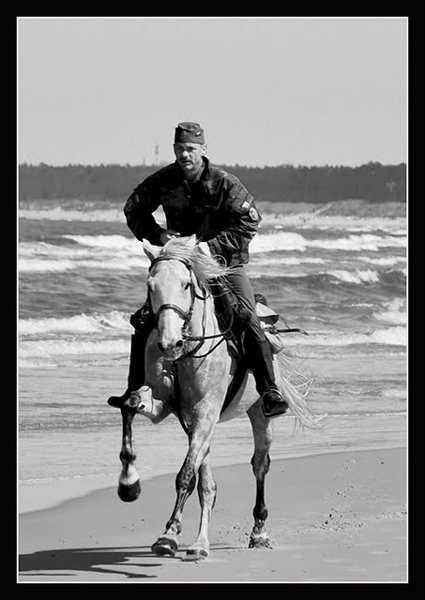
[129,282,306,420]
[211,284,308,416]
[211,280,304,358]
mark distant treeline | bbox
[19,161,406,203]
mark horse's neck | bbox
[205,293,221,335]
[192,288,219,337]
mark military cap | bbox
[174,122,205,144]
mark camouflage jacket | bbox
[123,158,261,267]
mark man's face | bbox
[173,142,206,177]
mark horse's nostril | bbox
[158,340,183,354]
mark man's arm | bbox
[123,181,166,246]
[207,176,261,258]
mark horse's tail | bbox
[275,351,326,430]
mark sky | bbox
[17,17,407,168]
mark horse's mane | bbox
[159,237,230,286]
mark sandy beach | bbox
[18,446,406,583]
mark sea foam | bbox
[327,269,380,284]
[19,229,406,275]
[372,298,406,326]
[19,311,132,336]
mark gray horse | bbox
[114,235,320,560]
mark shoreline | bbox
[19,436,406,516]
[18,446,407,582]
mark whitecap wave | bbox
[19,338,130,359]
[18,319,406,367]
[372,298,406,326]
[19,228,406,274]
[327,269,380,284]
[19,311,132,336]
[280,326,407,348]
[251,231,405,254]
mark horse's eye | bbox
[183,281,191,290]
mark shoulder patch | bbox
[249,207,259,220]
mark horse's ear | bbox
[143,239,161,263]
[181,234,197,249]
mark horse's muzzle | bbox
[157,338,184,360]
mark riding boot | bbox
[246,337,289,418]
[107,332,149,408]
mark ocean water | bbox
[18,199,407,512]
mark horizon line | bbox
[18,160,407,169]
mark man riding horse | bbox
[108,121,288,418]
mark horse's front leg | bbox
[151,411,218,558]
[247,400,274,549]
[117,406,141,502]
[186,450,217,561]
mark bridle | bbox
[148,255,230,360]
[149,255,200,331]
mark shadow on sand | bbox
[19,543,240,580]
[19,545,162,580]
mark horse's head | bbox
[143,235,207,361]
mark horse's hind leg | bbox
[117,406,141,502]
[186,450,217,560]
[247,400,274,549]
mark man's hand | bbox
[159,230,181,245]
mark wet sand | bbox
[18,447,406,583]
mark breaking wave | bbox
[19,230,406,273]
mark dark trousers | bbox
[224,266,277,396]
[225,265,265,342]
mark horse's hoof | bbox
[117,479,141,502]
[107,395,125,408]
[185,547,209,561]
[151,536,178,558]
[248,532,272,549]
